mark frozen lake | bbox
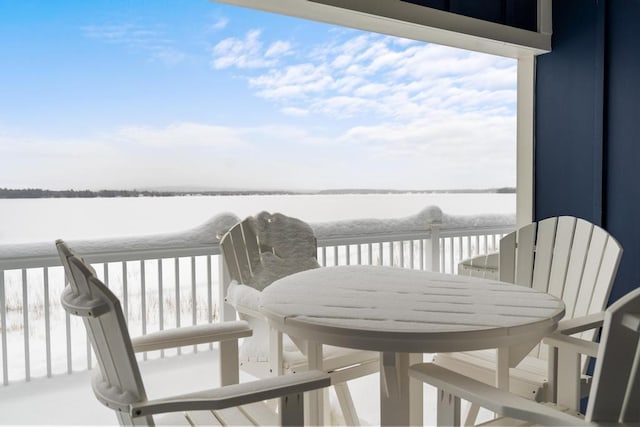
[0,193,515,244]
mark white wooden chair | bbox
[56,239,330,426]
[436,216,622,421]
[410,286,640,426]
[220,212,379,425]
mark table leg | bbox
[306,342,324,426]
[496,347,510,390]
[380,352,410,426]
[410,353,424,426]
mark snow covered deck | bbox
[0,348,447,425]
[0,206,511,425]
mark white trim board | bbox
[211,0,551,59]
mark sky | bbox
[0,0,517,192]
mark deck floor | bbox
[0,350,488,425]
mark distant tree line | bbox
[0,188,300,199]
[0,187,516,199]
[0,188,178,198]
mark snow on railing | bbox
[0,207,514,385]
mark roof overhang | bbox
[211,0,551,58]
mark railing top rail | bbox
[0,207,515,270]
[0,213,239,269]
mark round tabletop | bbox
[261,265,566,353]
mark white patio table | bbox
[260,265,565,426]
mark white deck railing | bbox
[0,206,514,386]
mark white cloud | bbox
[211,29,291,69]
[227,31,516,129]
[265,40,292,58]
[210,17,229,31]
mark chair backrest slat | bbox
[514,222,536,287]
[562,219,593,317]
[547,216,576,298]
[573,226,608,320]
[221,234,242,284]
[582,237,623,346]
[230,224,252,283]
[586,287,640,423]
[531,217,557,293]
[499,232,516,284]
[241,219,261,269]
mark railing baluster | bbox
[65,309,72,374]
[191,256,197,353]
[207,255,213,324]
[158,259,164,358]
[141,260,147,361]
[1,270,7,385]
[410,240,415,269]
[321,247,327,267]
[389,241,395,267]
[345,245,351,265]
[191,257,197,326]
[334,246,339,266]
[22,269,30,381]
[357,244,362,266]
[208,255,214,350]
[44,267,51,377]
[449,238,456,273]
[122,262,128,323]
[175,258,181,355]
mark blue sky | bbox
[0,0,517,191]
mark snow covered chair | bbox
[457,252,499,280]
[220,212,378,425]
[57,239,330,426]
[410,286,640,426]
[438,216,623,422]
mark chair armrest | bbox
[556,312,604,335]
[543,333,599,358]
[131,321,252,353]
[409,363,589,426]
[130,370,331,417]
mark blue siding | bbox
[603,0,640,304]
[535,0,640,304]
[400,0,536,31]
[535,0,605,225]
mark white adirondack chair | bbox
[220,212,379,426]
[56,239,330,426]
[409,286,640,426]
[436,216,622,421]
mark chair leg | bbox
[463,402,480,426]
[334,382,360,426]
[437,389,461,427]
[280,393,304,426]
